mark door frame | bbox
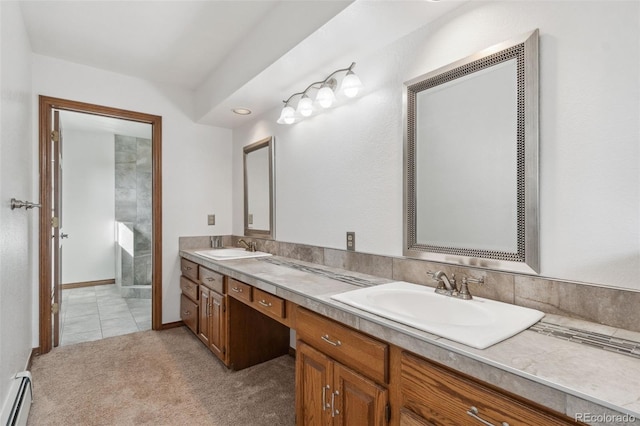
[38,95,163,354]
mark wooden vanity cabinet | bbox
[296,308,389,426]
[179,259,199,334]
[179,294,198,334]
[197,265,227,364]
[399,351,579,426]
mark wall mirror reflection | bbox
[244,136,275,239]
[404,29,539,274]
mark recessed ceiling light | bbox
[232,108,252,115]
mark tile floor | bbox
[60,284,151,346]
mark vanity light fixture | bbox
[277,62,363,124]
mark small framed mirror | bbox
[244,136,275,239]
[404,30,539,274]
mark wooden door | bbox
[296,342,333,426]
[209,290,226,361]
[198,288,210,345]
[333,363,388,426]
[52,110,63,347]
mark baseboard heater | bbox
[5,372,32,426]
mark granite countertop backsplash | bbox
[180,249,640,425]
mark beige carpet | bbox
[28,327,295,426]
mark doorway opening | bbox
[38,96,162,354]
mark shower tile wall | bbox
[115,135,152,298]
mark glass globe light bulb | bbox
[341,71,362,98]
[316,86,336,108]
[297,95,313,117]
[277,105,296,124]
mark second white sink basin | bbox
[331,281,544,349]
[195,248,272,261]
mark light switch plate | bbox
[346,232,355,251]
[248,213,253,225]
[208,214,215,226]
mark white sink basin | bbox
[330,281,544,349]
[194,248,272,261]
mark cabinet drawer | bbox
[199,266,224,293]
[228,278,252,303]
[180,276,199,301]
[400,352,576,426]
[180,258,198,281]
[180,294,198,334]
[297,308,388,384]
[252,288,285,319]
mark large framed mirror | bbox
[404,29,539,274]
[244,136,275,239]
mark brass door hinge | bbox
[52,302,60,315]
[51,130,60,142]
[51,216,59,228]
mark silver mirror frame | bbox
[403,29,539,274]
[243,136,275,240]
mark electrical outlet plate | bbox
[346,232,355,251]
[208,214,215,226]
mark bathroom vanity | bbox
[178,248,640,426]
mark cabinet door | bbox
[209,290,226,362]
[198,287,210,346]
[180,294,198,335]
[333,363,388,426]
[297,342,333,426]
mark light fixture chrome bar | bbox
[277,62,362,124]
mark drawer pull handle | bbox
[231,287,243,293]
[258,300,272,307]
[321,334,342,347]
[206,277,215,282]
[182,266,192,271]
[467,406,509,426]
[182,310,190,316]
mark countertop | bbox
[180,249,640,424]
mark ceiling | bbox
[19,1,463,129]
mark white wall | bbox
[31,55,233,338]
[61,129,115,284]
[0,2,34,421]
[233,1,640,291]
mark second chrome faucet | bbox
[238,239,257,252]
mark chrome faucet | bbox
[427,270,485,300]
[237,239,256,252]
[428,271,457,296]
